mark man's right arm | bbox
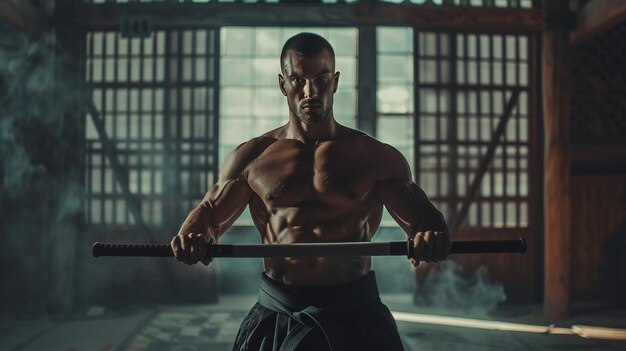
[171,140,260,265]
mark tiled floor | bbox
[122,309,245,350]
[3,295,626,351]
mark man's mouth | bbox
[302,103,322,110]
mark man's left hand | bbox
[409,231,451,267]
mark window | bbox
[415,32,531,228]
[83,25,533,232]
[376,27,415,171]
[376,27,415,226]
[375,29,532,229]
[85,29,220,227]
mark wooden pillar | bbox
[543,0,572,319]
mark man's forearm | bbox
[416,206,450,234]
[176,203,215,240]
[406,182,450,234]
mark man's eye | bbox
[291,78,305,86]
[317,76,329,84]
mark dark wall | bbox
[569,22,626,302]
[570,22,626,148]
[571,176,626,301]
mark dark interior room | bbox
[1,0,625,350]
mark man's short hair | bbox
[280,32,336,73]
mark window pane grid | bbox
[416,31,530,229]
[85,29,219,228]
[376,27,414,167]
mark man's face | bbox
[278,49,340,125]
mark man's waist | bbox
[261,270,380,308]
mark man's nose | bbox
[303,79,317,98]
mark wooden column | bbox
[543,0,572,319]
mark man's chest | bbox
[246,140,378,206]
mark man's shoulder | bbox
[335,127,393,153]
[231,136,278,161]
[221,136,278,177]
[334,128,409,179]
[334,125,378,146]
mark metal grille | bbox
[571,21,626,144]
[414,32,531,229]
[85,29,219,228]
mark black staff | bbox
[92,238,526,259]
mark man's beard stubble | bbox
[294,100,331,125]
[299,110,326,125]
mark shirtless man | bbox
[171,33,451,351]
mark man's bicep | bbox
[374,142,448,233]
[201,140,257,234]
[202,177,253,233]
[373,143,423,233]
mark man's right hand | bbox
[171,233,213,266]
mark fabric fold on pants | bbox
[232,271,405,351]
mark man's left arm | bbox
[372,145,451,266]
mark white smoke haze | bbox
[0,31,86,193]
[1,24,87,312]
[414,260,507,318]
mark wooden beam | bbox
[570,145,626,175]
[543,0,572,320]
[75,3,544,33]
[0,0,48,35]
[571,0,626,44]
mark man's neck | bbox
[284,112,338,143]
